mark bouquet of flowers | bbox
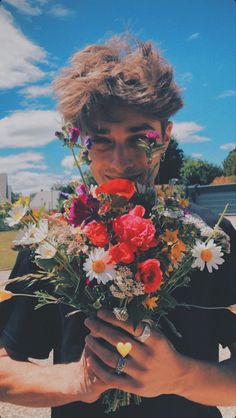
[2,124,235,412]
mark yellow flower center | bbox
[92,260,106,273]
[45,249,54,257]
[201,249,213,262]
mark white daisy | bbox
[83,248,116,284]
[35,241,56,259]
[191,239,224,273]
[13,219,48,246]
[5,205,28,226]
[33,219,48,243]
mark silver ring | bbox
[115,356,127,375]
[135,323,151,343]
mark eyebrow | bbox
[94,123,156,135]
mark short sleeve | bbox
[211,221,236,348]
[0,249,60,360]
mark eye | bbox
[92,137,113,147]
[128,135,147,147]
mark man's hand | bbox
[84,310,187,397]
[0,346,108,406]
[71,350,111,403]
[84,310,236,406]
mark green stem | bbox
[205,203,229,244]
[71,148,89,193]
[177,303,229,311]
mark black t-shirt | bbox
[0,206,236,418]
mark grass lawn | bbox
[0,230,17,270]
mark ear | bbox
[163,121,173,151]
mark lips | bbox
[104,174,143,181]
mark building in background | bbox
[0,173,12,203]
[30,189,60,211]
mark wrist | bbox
[171,353,195,398]
[62,362,84,403]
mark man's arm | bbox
[0,346,108,407]
[175,343,236,406]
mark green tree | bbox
[157,137,184,184]
[223,148,236,176]
[180,158,223,186]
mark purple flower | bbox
[55,131,64,140]
[69,128,80,143]
[59,192,69,199]
[84,136,93,150]
[146,130,160,140]
[76,184,99,210]
[67,197,91,226]
[67,185,99,226]
[82,150,89,158]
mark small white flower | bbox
[5,205,28,226]
[89,184,98,198]
[13,223,37,246]
[83,248,116,284]
[191,239,224,273]
[13,226,30,246]
[33,219,48,243]
[36,241,56,259]
[13,219,48,246]
[163,209,184,219]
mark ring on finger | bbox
[135,323,151,343]
[115,355,127,375]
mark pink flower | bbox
[112,205,158,252]
[69,127,80,143]
[146,130,160,140]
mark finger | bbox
[84,317,151,362]
[86,347,141,393]
[97,310,164,345]
[85,334,145,380]
[97,309,145,338]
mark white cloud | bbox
[19,84,52,98]
[0,152,47,173]
[61,155,75,170]
[191,152,203,159]
[48,5,74,17]
[0,109,62,148]
[172,122,211,143]
[181,72,193,82]
[0,8,47,89]
[4,0,42,16]
[0,9,46,89]
[187,32,200,41]
[217,90,236,99]
[219,142,236,151]
[8,171,64,194]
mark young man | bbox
[0,35,235,418]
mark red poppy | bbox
[96,178,135,200]
[109,242,135,264]
[135,259,163,293]
[85,220,109,247]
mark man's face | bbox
[86,108,173,186]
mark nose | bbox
[110,144,134,174]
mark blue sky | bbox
[0,0,235,194]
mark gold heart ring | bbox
[116,342,132,357]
